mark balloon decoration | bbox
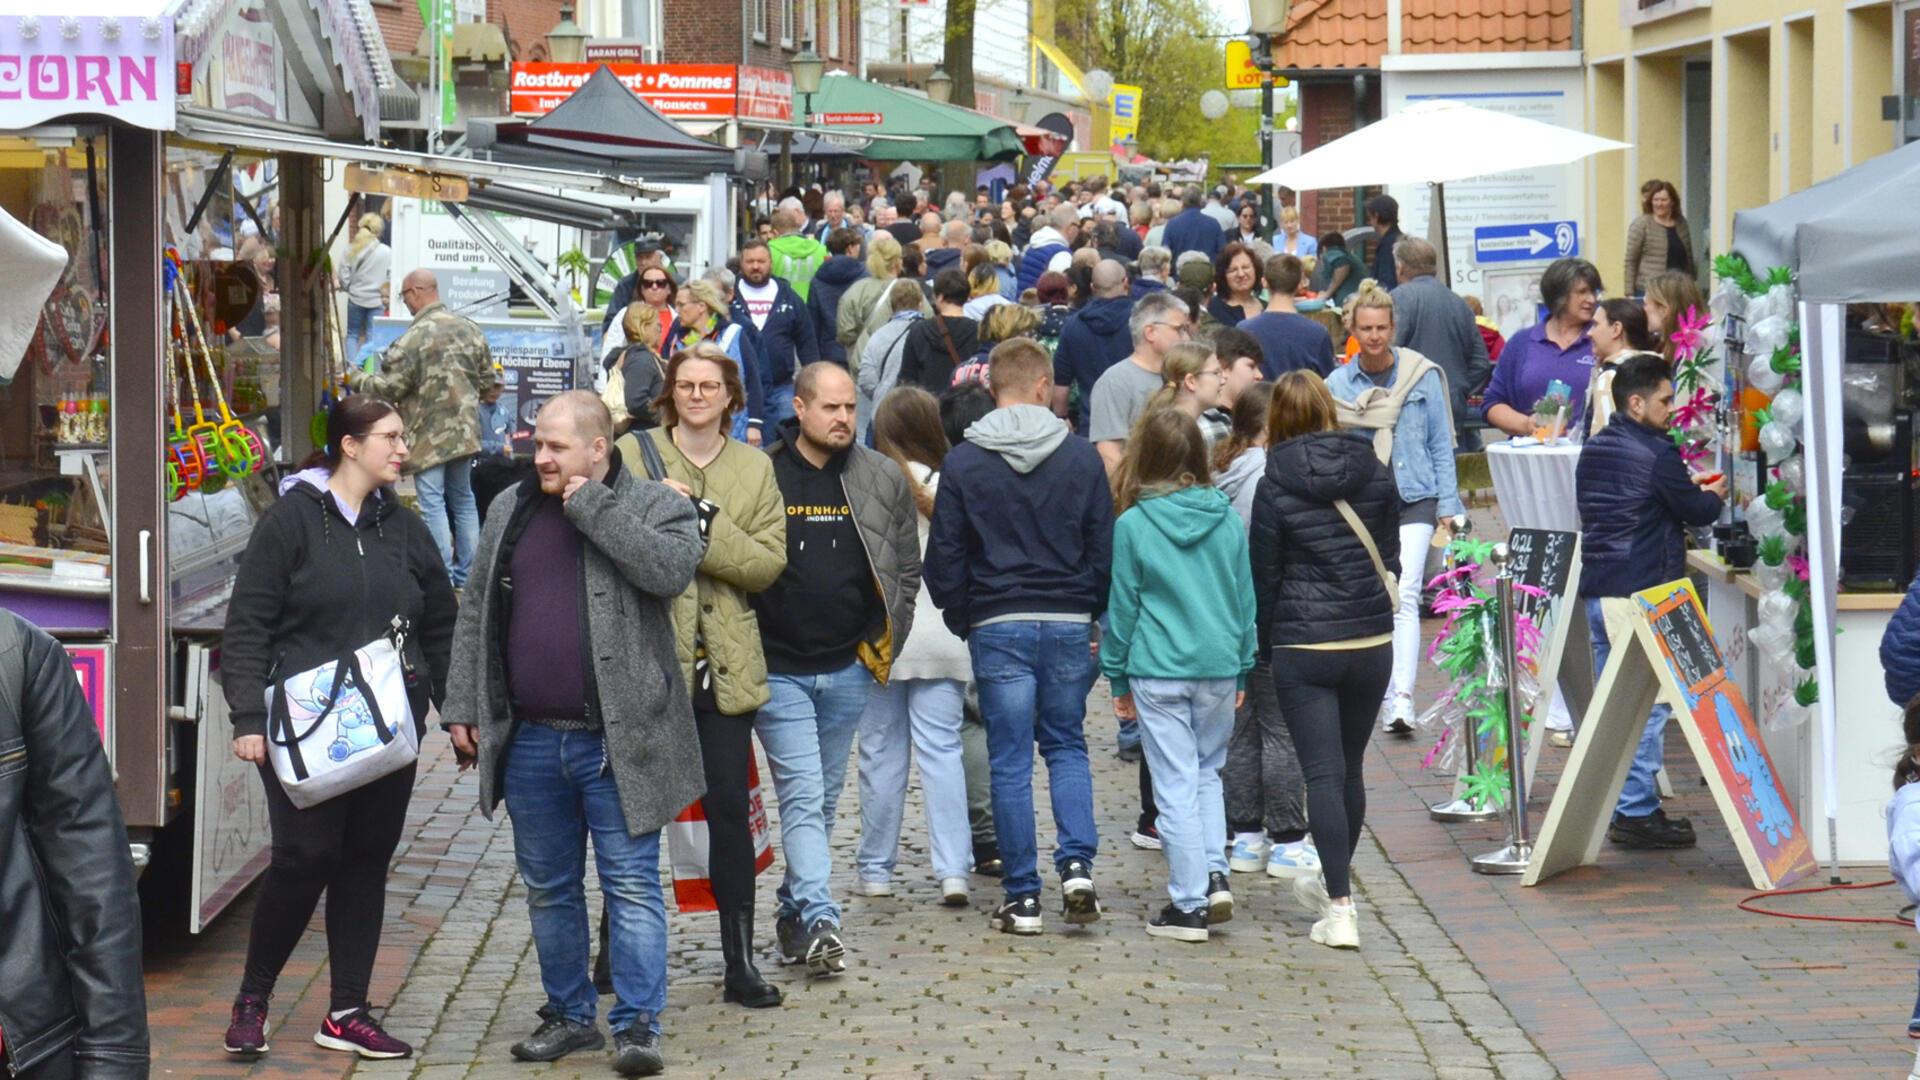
[1714,253,1817,721]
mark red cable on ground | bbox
[1738,878,1914,926]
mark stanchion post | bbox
[1431,514,1502,823]
[1473,543,1533,874]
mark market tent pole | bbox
[1800,299,1847,884]
[1427,181,1449,284]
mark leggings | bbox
[240,760,416,1012]
[695,706,758,911]
[1269,643,1393,899]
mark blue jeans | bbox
[1587,597,1671,819]
[969,620,1100,900]
[346,302,382,354]
[1132,678,1236,912]
[502,724,667,1034]
[855,678,972,883]
[756,661,873,928]
[764,380,796,427]
[413,455,478,587]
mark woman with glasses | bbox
[674,280,765,445]
[619,343,788,1009]
[219,395,458,1059]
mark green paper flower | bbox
[1764,481,1793,511]
[1794,677,1820,707]
[1461,760,1510,811]
[1784,502,1807,535]
[1757,534,1788,566]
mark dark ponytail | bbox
[302,394,398,469]
[1897,695,1920,793]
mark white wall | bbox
[861,0,1031,85]
[1381,55,1590,303]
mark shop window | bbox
[753,0,769,42]
[0,130,114,610]
[782,0,796,47]
[826,0,840,58]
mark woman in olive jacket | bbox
[616,342,788,1009]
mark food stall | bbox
[0,3,656,931]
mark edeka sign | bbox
[510,63,792,123]
[0,15,175,131]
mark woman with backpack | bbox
[1324,280,1461,737]
[1103,408,1257,943]
[219,395,458,1060]
[897,269,979,393]
[617,342,789,1009]
[602,302,668,433]
[1250,371,1401,950]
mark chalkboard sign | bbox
[1506,528,1577,623]
[1648,597,1720,692]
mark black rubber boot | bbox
[592,906,613,996]
[720,906,782,1008]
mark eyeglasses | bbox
[1198,367,1226,381]
[358,430,409,446]
[1154,321,1195,338]
[675,380,725,398]
[641,278,672,290]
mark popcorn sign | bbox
[0,14,176,130]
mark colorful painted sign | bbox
[0,14,175,131]
[1636,579,1817,888]
[510,62,792,123]
[210,4,281,121]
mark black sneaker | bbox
[774,911,804,966]
[990,895,1043,935]
[1117,744,1143,764]
[1147,903,1209,943]
[610,1019,665,1077]
[510,1007,604,1063]
[1059,859,1101,925]
[1129,824,1162,850]
[223,992,271,1056]
[1206,871,1234,924]
[972,842,1004,878]
[1607,809,1697,849]
[802,918,846,977]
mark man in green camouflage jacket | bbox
[350,268,494,587]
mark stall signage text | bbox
[511,62,792,122]
[811,112,881,125]
[0,15,175,130]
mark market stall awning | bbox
[470,65,755,182]
[1732,137,1920,304]
[799,74,1024,162]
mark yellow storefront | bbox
[1584,0,1904,287]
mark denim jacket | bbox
[1326,351,1463,519]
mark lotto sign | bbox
[1224,39,1288,90]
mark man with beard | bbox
[732,239,818,427]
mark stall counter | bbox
[1686,548,1898,864]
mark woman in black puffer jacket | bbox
[1248,371,1400,952]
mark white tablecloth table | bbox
[1485,440,1583,532]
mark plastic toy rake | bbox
[167,252,265,477]
[162,260,206,500]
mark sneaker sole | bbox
[1207,894,1234,924]
[1128,833,1162,851]
[613,1049,666,1077]
[1146,923,1208,943]
[1309,922,1360,949]
[805,935,846,976]
[941,883,971,907]
[991,912,1043,935]
[1060,882,1101,925]
[313,1032,412,1059]
[1266,861,1321,880]
[857,882,894,897]
[1382,719,1413,735]
[510,1033,607,1062]
[1606,830,1696,850]
[1228,854,1267,873]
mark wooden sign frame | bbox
[1523,578,1818,891]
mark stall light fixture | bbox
[791,41,825,96]
[1009,86,1031,125]
[926,67,953,104]
[1247,0,1293,34]
[545,4,590,64]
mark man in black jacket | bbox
[1575,355,1725,849]
[732,239,818,429]
[926,340,1114,937]
[0,611,149,1079]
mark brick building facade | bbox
[661,0,860,72]
[371,0,572,61]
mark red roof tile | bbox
[1275,0,1571,71]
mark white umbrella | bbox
[1247,99,1630,278]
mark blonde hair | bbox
[1343,277,1395,328]
[347,211,385,259]
[983,303,1040,342]
[1145,342,1216,414]
[1279,206,1300,225]
[681,279,729,323]
[866,232,905,278]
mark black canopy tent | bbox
[468,66,765,182]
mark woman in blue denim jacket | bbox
[1325,280,1462,734]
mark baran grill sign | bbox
[510,62,793,122]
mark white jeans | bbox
[854,678,972,883]
[1389,521,1437,704]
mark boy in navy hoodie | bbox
[926,339,1114,937]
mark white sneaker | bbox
[1292,874,1331,920]
[857,879,894,897]
[939,877,970,907]
[1228,834,1269,872]
[1265,840,1322,879]
[1310,902,1360,949]
[1382,694,1414,734]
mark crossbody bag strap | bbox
[1333,498,1398,614]
[617,432,669,482]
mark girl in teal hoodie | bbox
[1104,408,1259,943]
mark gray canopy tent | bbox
[1730,137,1920,877]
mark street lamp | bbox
[544,4,589,64]
[791,39,823,121]
[1244,0,1293,239]
[926,66,952,104]
[1009,86,1031,125]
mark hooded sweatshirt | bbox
[1054,295,1136,429]
[924,404,1113,636]
[754,418,882,673]
[1101,485,1258,697]
[1215,446,1267,529]
[769,233,829,300]
[807,254,868,365]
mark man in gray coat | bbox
[444,391,702,1077]
[1389,237,1492,451]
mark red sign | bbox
[510,62,792,122]
[811,112,883,125]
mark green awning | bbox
[795,76,1024,162]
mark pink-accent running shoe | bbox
[313,1008,413,1059]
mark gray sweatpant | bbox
[1222,661,1308,837]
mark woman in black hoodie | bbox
[218,395,457,1061]
[1248,371,1399,953]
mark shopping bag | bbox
[667,751,775,913]
[265,618,419,809]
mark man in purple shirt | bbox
[1480,258,1603,436]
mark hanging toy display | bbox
[314,270,348,448]
[166,251,266,478]
[162,261,207,501]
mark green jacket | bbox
[1101,485,1258,697]
[769,234,829,301]
[355,302,493,472]
[619,429,788,717]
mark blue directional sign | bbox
[1472,221,1579,264]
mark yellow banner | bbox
[1110,84,1142,142]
